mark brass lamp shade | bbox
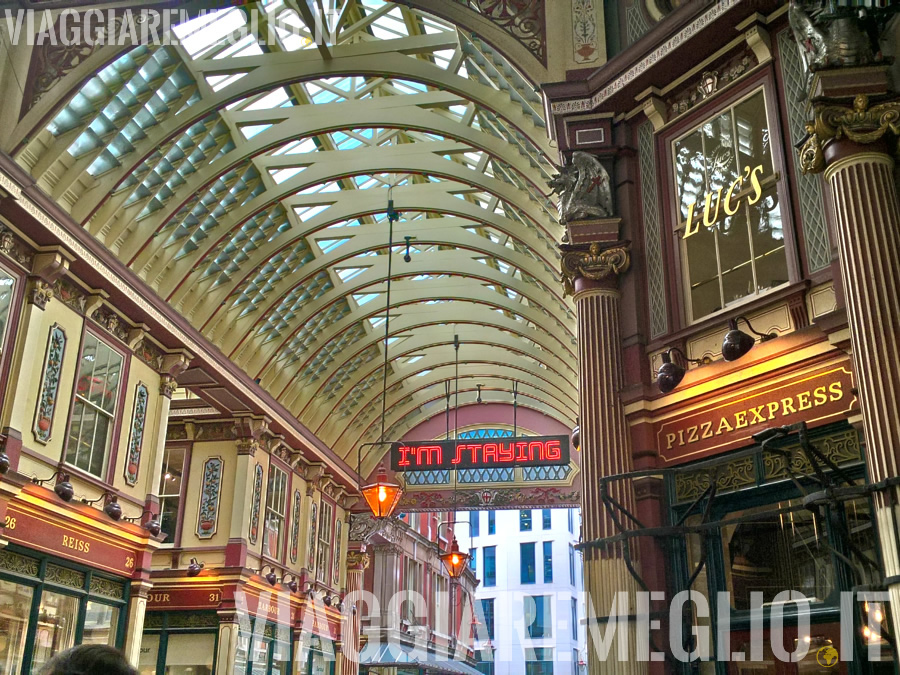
[440,537,470,578]
[360,465,403,519]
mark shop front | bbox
[0,482,157,673]
[294,598,342,675]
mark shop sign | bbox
[147,586,223,610]
[656,361,855,463]
[683,164,766,239]
[390,435,569,471]
[4,502,139,577]
[241,588,296,624]
[297,603,342,639]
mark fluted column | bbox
[562,243,645,675]
[339,549,370,675]
[798,89,900,642]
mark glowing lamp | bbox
[440,537,470,579]
[361,465,403,519]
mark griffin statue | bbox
[548,151,613,224]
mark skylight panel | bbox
[294,204,331,222]
[369,316,386,329]
[269,166,305,184]
[317,238,350,254]
[239,124,272,139]
[353,293,380,306]
[175,8,246,59]
[417,369,432,377]
[336,267,366,281]
[245,88,291,111]
[405,355,424,364]
[205,72,248,92]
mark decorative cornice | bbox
[798,94,900,174]
[0,226,33,269]
[560,242,631,296]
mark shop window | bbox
[65,333,124,477]
[140,612,218,675]
[158,445,187,542]
[543,541,553,583]
[31,590,79,672]
[82,600,119,646]
[264,464,288,559]
[0,579,33,672]
[316,501,333,584]
[483,546,496,587]
[526,647,553,674]
[521,542,536,584]
[720,500,834,609]
[671,87,789,322]
[520,510,532,531]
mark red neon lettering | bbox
[514,442,529,461]
[415,445,442,466]
[527,442,541,461]
[397,446,412,467]
[451,444,465,465]
[544,440,561,461]
[467,444,482,465]
[482,443,498,463]
[498,442,514,462]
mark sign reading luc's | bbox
[390,435,570,472]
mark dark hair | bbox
[41,645,138,675]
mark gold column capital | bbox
[560,242,631,297]
[346,551,371,571]
[798,94,900,174]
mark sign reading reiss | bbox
[390,435,570,472]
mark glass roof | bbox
[18,0,574,472]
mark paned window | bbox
[569,544,576,586]
[526,597,551,638]
[264,464,288,559]
[65,333,124,477]
[316,501,333,583]
[481,598,495,639]
[567,508,574,533]
[483,546,496,587]
[521,542,536,584]
[571,597,578,638]
[520,510,532,531]
[158,445,187,541]
[488,510,496,534]
[672,87,788,321]
[542,509,552,530]
[470,510,480,537]
[543,541,553,583]
[470,548,477,572]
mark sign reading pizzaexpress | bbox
[390,435,569,472]
[655,361,856,463]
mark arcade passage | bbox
[390,435,570,471]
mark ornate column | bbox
[121,579,151,666]
[215,611,242,675]
[561,242,646,675]
[339,549,371,675]
[797,82,900,640]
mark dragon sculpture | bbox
[548,151,613,224]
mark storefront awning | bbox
[360,642,484,674]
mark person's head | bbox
[41,644,137,675]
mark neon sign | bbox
[390,435,570,472]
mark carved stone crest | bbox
[548,151,613,224]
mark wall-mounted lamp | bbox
[81,492,122,521]
[122,510,162,537]
[32,471,74,502]
[476,384,483,404]
[403,235,415,263]
[281,574,299,593]
[722,317,776,362]
[571,419,580,452]
[0,448,9,475]
[323,594,335,607]
[656,347,709,394]
[187,558,204,577]
[258,566,278,586]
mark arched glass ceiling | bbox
[16,0,574,473]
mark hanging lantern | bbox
[440,537,470,578]
[360,465,403,519]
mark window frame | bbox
[316,498,334,585]
[542,509,551,530]
[487,510,496,535]
[520,510,532,532]
[483,546,496,587]
[542,541,553,584]
[0,257,24,405]
[263,460,290,562]
[520,542,536,585]
[63,328,130,482]
[157,442,191,547]
[661,70,800,330]
[525,596,552,639]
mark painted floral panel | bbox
[123,383,149,486]
[307,501,317,574]
[33,324,67,444]
[248,463,263,545]
[197,457,223,539]
[290,489,301,564]
[332,519,343,587]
